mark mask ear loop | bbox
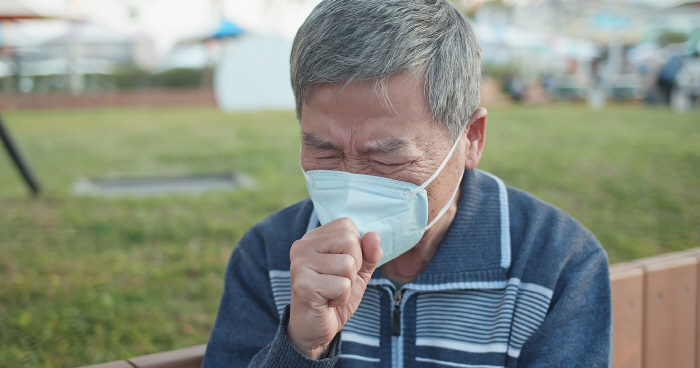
[425,170,464,230]
[300,145,315,187]
[301,165,313,186]
[409,130,463,196]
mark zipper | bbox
[392,288,404,336]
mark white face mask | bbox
[303,134,464,267]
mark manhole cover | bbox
[73,172,255,197]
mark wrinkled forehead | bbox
[301,72,431,121]
[300,72,449,152]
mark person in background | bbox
[203,0,612,367]
[673,43,700,112]
[657,52,684,106]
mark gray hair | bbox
[290,0,482,139]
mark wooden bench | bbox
[81,248,700,368]
[80,345,206,368]
[611,248,699,368]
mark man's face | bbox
[300,72,474,227]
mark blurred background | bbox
[0,0,698,366]
[2,0,700,111]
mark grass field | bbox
[0,104,698,367]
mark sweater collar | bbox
[371,169,511,290]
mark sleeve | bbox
[511,238,612,368]
[248,306,341,368]
[202,228,341,368]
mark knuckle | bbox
[340,231,359,248]
[290,239,306,258]
[337,217,356,231]
[339,254,357,275]
[339,276,352,293]
[289,247,299,260]
[338,233,362,261]
[289,257,303,273]
[293,275,315,295]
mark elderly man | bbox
[203,0,612,367]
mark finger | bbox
[291,233,363,273]
[291,261,353,303]
[293,218,363,269]
[310,231,363,257]
[323,218,362,270]
[307,253,358,281]
[304,217,360,240]
[305,273,352,308]
[358,231,383,282]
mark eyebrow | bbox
[302,132,410,155]
[360,137,410,155]
[302,132,341,150]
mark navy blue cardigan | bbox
[203,169,611,367]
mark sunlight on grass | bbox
[0,104,698,366]
[479,105,699,261]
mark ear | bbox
[462,107,487,170]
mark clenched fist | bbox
[287,217,383,359]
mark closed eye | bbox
[373,160,404,166]
[310,150,342,160]
[319,155,342,161]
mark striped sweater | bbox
[203,169,612,367]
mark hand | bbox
[287,217,382,359]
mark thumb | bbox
[358,232,382,281]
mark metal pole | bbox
[0,113,41,195]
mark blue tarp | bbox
[212,20,244,39]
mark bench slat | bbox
[128,344,206,368]
[684,249,700,368]
[78,361,134,368]
[610,262,644,368]
[637,254,698,368]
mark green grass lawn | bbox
[0,104,698,367]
